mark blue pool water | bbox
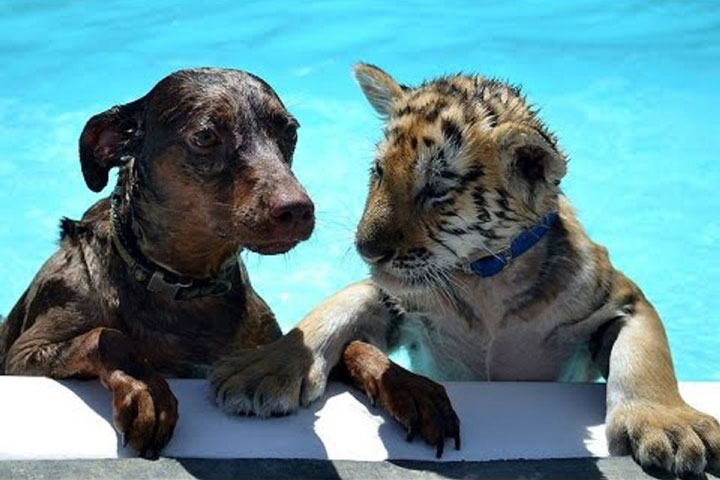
[1,1,718,380]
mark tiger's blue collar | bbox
[466,212,559,278]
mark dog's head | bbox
[79,68,314,270]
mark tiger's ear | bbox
[353,63,406,118]
[78,98,145,192]
[497,125,567,192]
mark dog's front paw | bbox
[607,402,720,476]
[210,330,327,417]
[108,372,178,458]
[375,367,460,458]
[343,341,460,458]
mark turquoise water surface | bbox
[1,1,718,380]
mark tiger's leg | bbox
[210,280,394,416]
[596,278,720,476]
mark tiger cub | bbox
[211,64,720,475]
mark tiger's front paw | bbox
[607,402,720,476]
[210,329,327,417]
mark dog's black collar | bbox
[109,186,233,301]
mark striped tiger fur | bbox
[211,64,720,475]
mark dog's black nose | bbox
[270,198,315,227]
[356,239,395,265]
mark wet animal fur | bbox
[210,64,720,476]
[1,68,314,457]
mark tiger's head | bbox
[352,63,567,294]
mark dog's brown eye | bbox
[284,123,298,142]
[190,129,219,149]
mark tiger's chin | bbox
[369,266,440,297]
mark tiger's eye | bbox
[190,129,219,149]
[374,162,384,182]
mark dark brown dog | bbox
[0,68,314,457]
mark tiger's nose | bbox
[356,239,396,265]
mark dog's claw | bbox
[111,374,178,458]
[364,388,376,408]
[138,448,158,460]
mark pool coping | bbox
[3,379,719,480]
[2,456,717,480]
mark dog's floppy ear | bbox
[353,63,407,118]
[79,98,144,192]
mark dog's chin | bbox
[246,240,300,255]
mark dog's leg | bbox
[596,278,720,476]
[227,283,283,350]
[211,280,393,416]
[338,340,460,457]
[5,321,177,457]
